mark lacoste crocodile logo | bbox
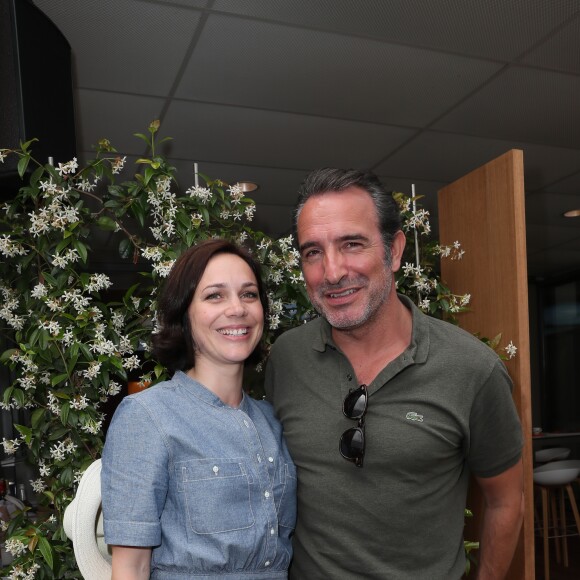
[405,411,424,422]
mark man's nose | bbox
[323,250,347,285]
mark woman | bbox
[101,239,296,579]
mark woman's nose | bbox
[226,297,247,317]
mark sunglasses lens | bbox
[340,427,365,462]
[343,385,367,419]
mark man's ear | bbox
[390,230,406,273]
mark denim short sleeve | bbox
[101,396,170,547]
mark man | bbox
[265,168,524,579]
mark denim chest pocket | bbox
[176,458,255,534]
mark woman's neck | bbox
[186,362,245,408]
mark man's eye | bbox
[303,249,320,259]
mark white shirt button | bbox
[270,528,276,535]
[264,491,270,498]
[268,456,274,462]
[264,561,270,567]
[212,466,219,475]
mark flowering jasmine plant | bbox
[0,121,312,577]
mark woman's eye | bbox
[205,292,221,300]
[242,291,258,300]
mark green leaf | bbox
[60,467,73,487]
[29,165,45,187]
[143,165,154,186]
[20,137,38,152]
[79,343,93,360]
[60,402,70,426]
[17,155,30,177]
[0,348,18,362]
[48,427,70,441]
[133,132,151,146]
[72,239,88,263]
[14,424,32,445]
[13,388,25,408]
[119,238,133,260]
[2,386,14,405]
[31,407,46,429]
[96,216,118,231]
[51,373,69,387]
[38,535,54,569]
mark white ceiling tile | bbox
[75,90,166,154]
[162,100,415,168]
[34,0,202,95]
[433,66,580,148]
[543,171,580,195]
[176,14,501,126]
[521,17,580,74]
[214,0,579,60]
[375,132,580,190]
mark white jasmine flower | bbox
[2,438,22,455]
[123,355,141,371]
[81,417,103,435]
[47,392,61,416]
[31,283,48,299]
[186,185,212,203]
[82,361,102,380]
[4,538,27,557]
[30,477,46,493]
[111,156,126,174]
[505,341,517,359]
[55,157,78,176]
[0,235,28,257]
[245,204,256,221]
[70,394,89,410]
[153,260,175,278]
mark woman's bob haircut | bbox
[151,239,269,372]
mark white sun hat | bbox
[63,459,112,579]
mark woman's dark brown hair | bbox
[151,239,269,372]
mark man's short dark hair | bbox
[293,168,402,263]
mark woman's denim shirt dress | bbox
[101,371,297,579]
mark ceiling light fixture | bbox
[563,209,580,218]
[235,181,259,193]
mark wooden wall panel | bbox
[438,150,533,579]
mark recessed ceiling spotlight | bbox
[235,181,259,193]
[563,209,580,217]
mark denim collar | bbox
[172,370,249,412]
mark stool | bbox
[534,461,580,580]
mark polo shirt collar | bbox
[312,293,430,365]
